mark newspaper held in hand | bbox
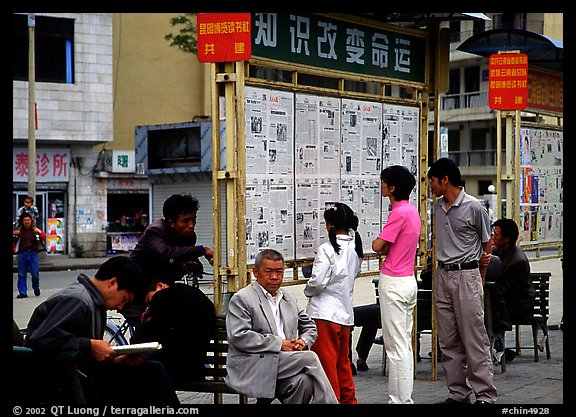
[111,342,162,355]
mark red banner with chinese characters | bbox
[488,53,528,110]
[527,68,563,114]
[197,13,251,63]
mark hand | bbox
[479,251,491,284]
[292,338,306,351]
[90,339,118,362]
[204,246,214,265]
[141,307,152,322]
[114,352,148,366]
[281,338,305,351]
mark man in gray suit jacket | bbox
[225,249,338,404]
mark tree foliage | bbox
[164,13,197,55]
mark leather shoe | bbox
[474,400,493,405]
[17,293,28,299]
[436,398,470,405]
[374,335,384,345]
[356,358,369,371]
[34,288,41,296]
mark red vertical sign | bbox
[197,13,252,63]
[488,53,529,110]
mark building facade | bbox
[436,12,563,246]
[13,13,562,257]
[13,13,208,257]
[13,13,114,256]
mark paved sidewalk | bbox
[14,254,564,408]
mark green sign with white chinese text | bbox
[252,13,426,83]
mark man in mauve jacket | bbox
[121,194,214,326]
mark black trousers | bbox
[88,360,180,405]
[349,304,381,360]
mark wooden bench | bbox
[174,313,248,404]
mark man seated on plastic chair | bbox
[491,218,534,363]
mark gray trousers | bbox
[275,350,338,404]
[434,268,498,403]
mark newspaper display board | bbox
[381,104,420,223]
[341,99,383,252]
[294,93,342,259]
[245,86,420,262]
[519,127,563,243]
[245,87,295,261]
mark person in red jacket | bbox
[13,211,46,298]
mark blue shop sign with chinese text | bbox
[252,13,426,83]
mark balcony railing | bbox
[448,149,505,167]
[441,91,488,111]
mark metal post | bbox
[514,110,521,228]
[27,13,36,199]
[505,112,514,220]
[210,63,222,314]
[234,62,248,289]
[496,111,502,219]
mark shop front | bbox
[13,147,70,254]
[104,174,149,254]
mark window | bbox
[13,14,75,83]
[147,126,201,169]
[464,66,480,93]
[478,181,492,195]
[471,128,488,150]
[448,69,460,94]
[473,19,485,36]
[448,129,460,152]
[493,13,517,30]
[448,20,461,43]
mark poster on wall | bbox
[245,86,295,261]
[519,127,563,243]
[46,217,65,253]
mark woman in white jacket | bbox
[304,202,363,404]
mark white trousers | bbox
[379,273,418,404]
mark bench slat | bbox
[175,313,248,404]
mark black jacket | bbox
[131,283,216,384]
[492,245,534,322]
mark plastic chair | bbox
[506,272,551,362]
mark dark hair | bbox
[323,202,363,259]
[254,249,284,268]
[19,212,33,224]
[493,218,520,246]
[95,256,146,297]
[24,195,34,203]
[162,194,199,222]
[380,165,416,201]
[427,157,462,187]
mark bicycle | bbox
[104,311,134,346]
[103,258,209,346]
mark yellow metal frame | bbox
[209,16,446,380]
